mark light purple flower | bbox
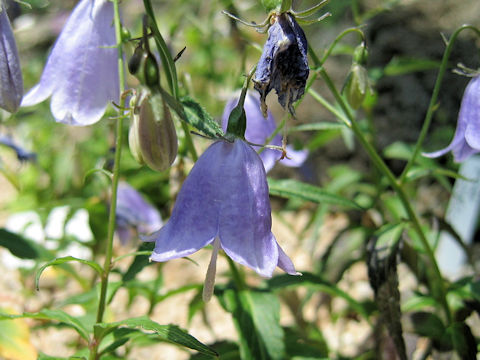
[222,92,308,172]
[116,181,162,244]
[143,138,298,278]
[22,0,119,125]
[0,1,23,113]
[423,76,480,162]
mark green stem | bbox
[89,1,126,359]
[399,24,480,184]
[313,59,452,324]
[226,257,246,291]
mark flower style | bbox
[254,12,309,116]
[423,76,480,162]
[115,181,162,244]
[222,92,308,172]
[143,138,298,279]
[22,0,119,125]
[0,1,23,113]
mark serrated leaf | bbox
[180,96,224,138]
[267,273,369,321]
[268,178,363,209]
[96,316,217,356]
[36,256,103,290]
[0,309,90,341]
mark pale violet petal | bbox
[277,243,300,275]
[149,141,228,261]
[23,0,118,125]
[219,140,278,277]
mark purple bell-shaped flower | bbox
[423,76,480,162]
[0,1,23,113]
[222,92,308,172]
[143,138,298,284]
[115,181,162,245]
[22,0,119,125]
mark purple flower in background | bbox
[222,92,308,172]
[423,76,480,162]
[0,1,23,113]
[254,13,309,116]
[116,181,162,244]
[143,139,298,279]
[22,0,119,125]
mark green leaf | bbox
[122,242,154,282]
[219,289,284,360]
[447,322,477,359]
[410,312,450,350]
[36,256,103,291]
[0,309,37,360]
[267,273,370,321]
[95,316,217,356]
[0,228,49,259]
[243,292,285,360]
[181,96,224,138]
[267,178,363,209]
[190,341,239,360]
[0,309,90,341]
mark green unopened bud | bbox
[353,43,368,65]
[121,26,131,42]
[128,89,178,172]
[144,54,160,89]
[343,64,369,109]
[128,45,146,76]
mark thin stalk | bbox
[226,257,246,291]
[399,25,480,184]
[89,1,126,358]
[314,62,452,324]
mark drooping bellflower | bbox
[22,0,119,125]
[423,76,480,162]
[0,1,23,113]
[116,181,162,244]
[143,139,298,282]
[222,92,308,172]
[254,13,309,116]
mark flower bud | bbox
[343,64,369,109]
[128,89,178,172]
[144,53,160,89]
[128,45,146,76]
[353,43,368,65]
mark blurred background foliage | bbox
[1,0,480,359]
